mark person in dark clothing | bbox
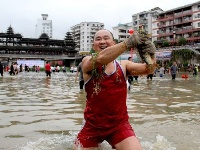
[127,57,134,90]
[75,56,85,89]
[19,64,23,72]
[147,74,153,80]
[9,63,15,75]
[133,76,138,81]
[193,65,198,76]
[75,62,84,89]
[25,64,29,72]
[0,61,3,77]
[170,62,178,80]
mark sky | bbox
[0,0,199,39]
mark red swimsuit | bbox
[76,60,135,148]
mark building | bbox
[35,14,53,38]
[112,7,163,43]
[152,1,200,45]
[0,26,78,67]
[70,22,104,52]
[132,7,163,40]
[112,22,133,43]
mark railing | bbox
[157,45,200,55]
[0,53,82,60]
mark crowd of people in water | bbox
[0,61,78,77]
[0,61,198,80]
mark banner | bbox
[17,60,45,67]
[118,51,172,61]
[156,51,171,60]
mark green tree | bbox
[178,37,187,46]
[163,40,170,47]
[171,49,194,64]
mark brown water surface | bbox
[0,72,199,150]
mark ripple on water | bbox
[0,73,200,149]
[174,88,192,92]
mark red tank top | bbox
[84,60,129,130]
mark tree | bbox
[171,49,195,64]
[178,37,187,46]
[163,40,170,47]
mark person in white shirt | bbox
[159,66,165,77]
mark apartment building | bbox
[35,14,53,38]
[152,1,200,45]
[112,22,133,43]
[132,7,163,39]
[112,7,163,43]
[70,22,104,52]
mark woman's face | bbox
[93,30,115,52]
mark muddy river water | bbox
[0,72,199,150]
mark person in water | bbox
[74,29,156,149]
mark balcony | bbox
[187,37,200,40]
[158,24,166,28]
[139,20,148,25]
[175,26,193,34]
[174,10,193,18]
[157,16,174,21]
[173,20,183,25]
[157,32,173,37]
[182,18,192,23]
[183,10,193,15]
[174,12,182,16]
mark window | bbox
[198,22,200,27]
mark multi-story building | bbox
[112,7,163,43]
[132,7,163,39]
[35,14,53,38]
[70,22,104,52]
[152,1,200,45]
[112,22,133,43]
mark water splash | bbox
[16,135,71,150]
[14,133,176,150]
[14,131,112,150]
[142,134,176,150]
